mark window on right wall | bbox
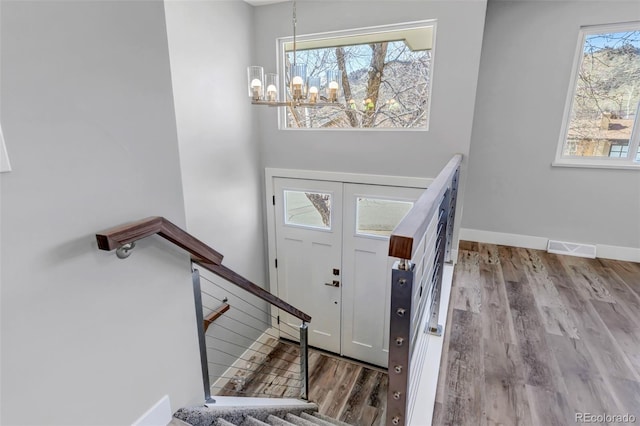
[555,22,640,168]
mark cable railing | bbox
[386,154,461,426]
[95,218,311,403]
[196,269,308,399]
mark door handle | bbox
[325,280,340,287]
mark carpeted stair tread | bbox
[266,414,297,426]
[242,416,271,426]
[174,402,319,426]
[310,412,351,426]
[168,417,193,426]
[299,412,340,426]
[217,419,238,426]
[284,413,318,426]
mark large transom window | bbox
[555,22,640,168]
[278,21,436,130]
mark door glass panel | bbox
[356,197,413,237]
[284,190,332,229]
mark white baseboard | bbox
[459,228,547,250]
[132,395,171,426]
[597,244,640,263]
[459,228,640,263]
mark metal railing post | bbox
[192,269,216,404]
[387,261,415,426]
[445,168,460,263]
[299,322,309,400]
[427,189,450,336]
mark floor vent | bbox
[547,240,597,258]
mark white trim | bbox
[554,21,640,169]
[265,168,431,188]
[131,395,171,426]
[281,20,436,52]
[460,228,640,262]
[552,160,640,170]
[407,263,454,426]
[459,228,548,250]
[597,244,640,263]
[204,396,312,408]
[0,124,11,173]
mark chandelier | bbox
[247,0,343,108]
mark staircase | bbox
[171,399,351,426]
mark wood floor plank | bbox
[339,369,386,426]
[516,248,580,339]
[502,258,565,392]
[525,385,573,426]
[590,299,640,377]
[603,259,640,299]
[479,253,516,344]
[554,279,640,383]
[314,358,358,417]
[458,240,479,251]
[451,286,482,313]
[559,255,616,303]
[495,245,525,284]
[595,259,640,329]
[547,334,621,419]
[441,308,485,426]
[437,244,640,426]
[607,377,640,418]
[483,340,533,426]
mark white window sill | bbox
[552,160,640,170]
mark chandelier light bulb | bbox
[292,75,305,100]
[308,85,319,103]
[328,80,339,102]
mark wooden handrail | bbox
[204,303,230,332]
[388,154,462,260]
[96,217,311,322]
[194,259,311,323]
[96,216,224,266]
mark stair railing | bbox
[386,154,461,426]
[96,217,311,402]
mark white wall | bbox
[0,1,202,424]
[254,1,487,180]
[164,1,271,384]
[165,0,264,282]
[463,0,640,256]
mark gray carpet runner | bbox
[172,402,351,426]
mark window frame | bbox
[553,21,640,170]
[275,20,437,131]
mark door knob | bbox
[325,280,340,287]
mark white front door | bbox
[273,178,343,353]
[341,184,422,367]
[273,177,421,366]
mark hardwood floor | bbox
[213,242,639,425]
[434,242,640,426]
[216,340,388,426]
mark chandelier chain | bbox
[292,0,297,68]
